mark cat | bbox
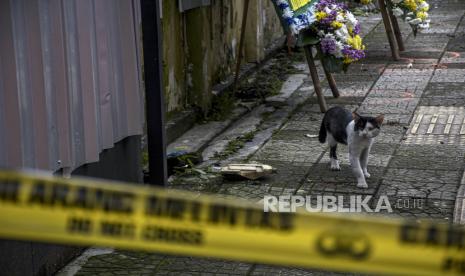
[318,106,384,188]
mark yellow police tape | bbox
[0,169,464,275]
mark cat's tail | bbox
[318,119,326,143]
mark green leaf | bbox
[321,55,344,73]
[297,33,319,47]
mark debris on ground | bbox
[220,163,276,180]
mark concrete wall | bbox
[162,0,283,114]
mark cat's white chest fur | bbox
[346,121,373,149]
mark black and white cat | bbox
[318,106,384,188]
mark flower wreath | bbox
[274,0,317,35]
[389,0,430,35]
[273,0,366,72]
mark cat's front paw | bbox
[330,159,341,171]
[364,171,371,178]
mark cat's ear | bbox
[352,112,361,121]
[375,114,385,125]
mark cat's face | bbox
[353,113,384,138]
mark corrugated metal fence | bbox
[0,0,144,172]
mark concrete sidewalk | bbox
[60,1,465,275]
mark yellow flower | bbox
[404,0,417,11]
[343,57,353,64]
[420,6,429,12]
[316,11,328,21]
[417,0,429,11]
[347,35,364,50]
[331,21,343,29]
[417,11,428,20]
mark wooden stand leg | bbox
[316,46,340,98]
[304,45,327,113]
[286,32,293,55]
[388,8,405,51]
[378,0,400,60]
[322,64,340,98]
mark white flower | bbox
[345,11,358,27]
[324,7,332,14]
[289,23,298,34]
[418,2,429,11]
[283,7,293,18]
[305,13,316,25]
[324,33,336,39]
[335,25,349,42]
[409,18,422,25]
[392,7,403,17]
[318,30,326,37]
[336,14,344,22]
[334,41,344,58]
[419,22,430,29]
[276,0,288,5]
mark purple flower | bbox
[316,0,337,9]
[353,23,361,35]
[321,36,337,55]
[342,46,365,60]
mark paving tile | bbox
[447,34,465,51]
[154,256,252,275]
[252,139,325,164]
[422,82,465,99]
[368,88,424,98]
[431,69,465,82]
[319,150,391,168]
[358,98,420,115]
[302,163,385,195]
[378,179,459,201]
[440,52,465,64]
[384,168,462,184]
[322,81,373,98]
[282,113,324,132]
[374,197,455,221]
[396,144,465,158]
[389,154,463,170]
[250,264,355,276]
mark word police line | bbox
[0,170,465,276]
